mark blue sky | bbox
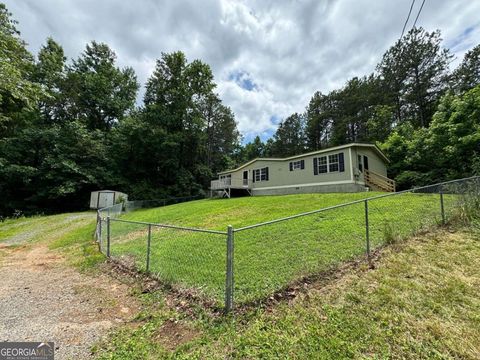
[5,0,480,144]
[228,70,258,92]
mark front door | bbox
[243,170,248,186]
[363,156,369,171]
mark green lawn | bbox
[105,192,461,306]
[1,206,477,358]
[0,211,103,270]
[96,228,480,359]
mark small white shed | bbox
[90,190,128,209]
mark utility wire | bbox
[401,0,416,38]
[412,0,426,28]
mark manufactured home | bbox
[210,143,395,197]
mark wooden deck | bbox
[210,178,251,190]
[210,178,251,198]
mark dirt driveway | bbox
[0,215,140,359]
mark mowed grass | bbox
[0,211,103,270]
[107,192,460,305]
[191,230,480,359]
[95,229,480,359]
[0,212,92,245]
[120,192,381,229]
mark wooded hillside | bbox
[1,3,479,216]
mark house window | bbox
[253,167,269,182]
[289,160,305,171]
[328,154,339,172]
[317,156,328,173]
[314,152,344,175]
[358,155,363,172]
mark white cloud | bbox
[5,0,480,142]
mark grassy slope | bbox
[2,205,478,359]
[120,192,380,229]
[108,192,455,304]
[0,212,103,270]
[97,228,480,359]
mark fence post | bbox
[364,199,370,261]
[225,225,234,312]
[106,216,111,257]
[440,190,446,225]
[97,212,102,243]
[146,224,152,272]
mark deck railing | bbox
[211,178,251,190]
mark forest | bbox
[1,3,479,216]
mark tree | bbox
[141,51,215,195]
[424,86,480,179]
[0,119,112,215]
[34,38,66,123]
[242,136,266,161]
[113,51,240,199]
[65,41,138,131]
[377,27,452,127]
[452,44,480,93]
[381,85,480,188]
[306,75,391,148]
[270,113,306,157]
[200,93,240,174]
[0,4,42,137]
[305,91,335,150]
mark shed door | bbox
[98,192,115,208]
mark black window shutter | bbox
[339,152,345,172]
[289,162,293,171]
[301,160,305,169]
[252,170,256,183]
[313,158,318,175]
[265,167,269,181]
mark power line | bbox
[401,0,416,38]
[412,0,426,28]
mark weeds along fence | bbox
[95,176,480,312]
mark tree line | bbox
[245,28,480,188]
[1,2,480,216]
[0,4,240,215]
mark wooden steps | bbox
[364,169,396,192]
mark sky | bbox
[5,0,480,143]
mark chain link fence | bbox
[124,195,203,212]
[95,203,122,253]
[95,176,480,312]
[107,219,227,306]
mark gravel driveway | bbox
[0,220,139,359]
